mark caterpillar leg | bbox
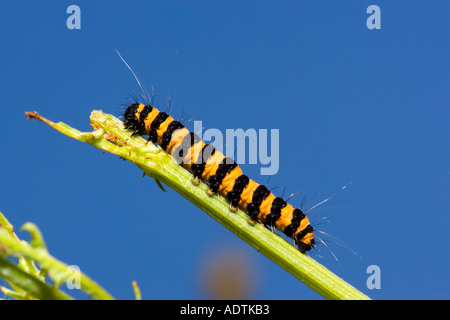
[192,177,201,185]
[229,204,238,212]
[246,203,259,221]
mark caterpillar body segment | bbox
[124,103,315,253]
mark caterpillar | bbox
[123,102,315,253]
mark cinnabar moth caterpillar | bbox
[123,103,315,253]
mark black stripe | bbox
[294,224,313,241]
[226,175,250,208]
[124,103,140,130]
[247,185,271,220]
[160,120,185,151]
[297,240,314,253]
[251,185,271,205]
[147,112,169,143]
[137,105,153,135]
[151,112,169,130]
[265,197,287,226]
[147,130,158,143]
[208,157,238,193]
[284,208,306,238]
[191,144,216,180]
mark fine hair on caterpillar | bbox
[301,182,363,262]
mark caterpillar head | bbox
[297,235,315,253]
[123,103,141,131]
[295,225,315,253]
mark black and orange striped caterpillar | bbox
[123,102,315,253]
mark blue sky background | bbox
[0,1,448,300]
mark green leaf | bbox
[154,178,167,192]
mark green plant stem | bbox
[0,210,43,294]
[0,257,73,300]
[132,281,142,300]
[25,110,370,300]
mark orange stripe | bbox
[258,193,276,221]
[144,108,160,134]
[156,117,174,145]
[184,140,205,170]
[135,103,146,121]
[202,151,224,180]
[166,127,190,155]
[275,205,295,232]
[238,180,258,210]
[218,166,242,194]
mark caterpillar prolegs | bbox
[123,103,315,253]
